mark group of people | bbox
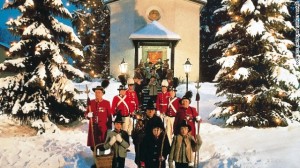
[85,78,202,168]
[133,58,174,104]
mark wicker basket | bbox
[94,144,114,168]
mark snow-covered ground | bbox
[0,80,300,168]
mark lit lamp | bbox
[183,58,192,92]
[119,58,128,78]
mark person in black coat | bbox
[140,119,170,168]
[132,110,146,168]
[144,101,163,136]
[132,101,163,168]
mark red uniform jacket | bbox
[126,90,139,113]
[111,95,130,116]
[85,99,112,147]
[166,97,181,117]
[173,106,198,137]
[156,91,170,114]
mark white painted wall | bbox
[108,0,204,81]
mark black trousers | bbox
[112,157,125,168]
[175,162,189,168]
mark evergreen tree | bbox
[209,0,300,127]
[70,0,110,78]
[200,0,229,82]
[0,0,85,123]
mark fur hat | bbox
[151,119,164,130]
[118,75,127,86]
[181,91,193,103]
[161,79,169,87]
[179,120,191,132]
[114,113,124,123]
[127,78,134,85]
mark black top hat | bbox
[179,120,191,132]
[146,101,156,110]
[168,86,177,92]
[117,85,127,90]
[92,86,105,93]
[114,113,124,123]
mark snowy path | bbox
[1,82,300,167]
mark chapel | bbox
[106,0,206,81]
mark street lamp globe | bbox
[183,58,192,73]
[119,58,128,74]
[183,58,192,92]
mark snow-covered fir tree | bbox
[201,0,229,82]
[209,0,300,127]
[70,0,110,78]
[0,0,85,123]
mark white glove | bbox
[116,134,123,143]
[196,116,202,122]
[87,112,93,118]
[156,110,161,116]
[109,136,116,146]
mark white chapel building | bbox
[106,0,206,82]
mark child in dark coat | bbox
[140,119,170,168]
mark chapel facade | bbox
[106,0,206,82]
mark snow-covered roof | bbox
[0,42,9,49]
[129,21,181,41]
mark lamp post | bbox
[119,58,128,77]
[183,58,192,92]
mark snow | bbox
[246,19,265,37]
[24,0,34,8]
[129,21,181,40]
[216,23,236,37]
[50,17,81,44]
[23,23,52,39]
[2,57,26,68]
[272,66,299,88]
[279,5,290,16]
[1,81,300,167]
[240,0,255,15]
[217,55,239,68]
[233,67,250,80]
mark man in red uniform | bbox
[125,78,139,135]
[112,85,132,135]
[156,79,170,122]
[165,86,180,144]
[85,86,112,151]
[173,91,201,138]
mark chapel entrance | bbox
[129,21,180,70]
